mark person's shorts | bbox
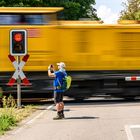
[54,91,64,104]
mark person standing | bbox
[48,62,67,120]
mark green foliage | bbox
[45,0,100,20]
[0,0,100,20]
[60,2,81,20]
[0,95,34,135]
[0,0,43,7]
[0,97,17,135]
[0,87,3,98]
[0,113,16,132]
[2,95,16,108]
[0,95,16,134]
[120,0,140,20]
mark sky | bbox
[94,0,127,24]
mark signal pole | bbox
[17,56,21,108]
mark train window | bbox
[24,14,44,25]
[0,15,20,25]
[0,14,51,25]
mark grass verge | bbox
[0,105,36,135]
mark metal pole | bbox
[17,56,21,108]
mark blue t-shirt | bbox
[54,70,67,92]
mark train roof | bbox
[57,20,140,28]
[0,7,64,13]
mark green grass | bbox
[0,113,16,132]
[0,106,35,135]
[0,93,2,98]
[0,95,36,135]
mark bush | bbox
[0,94,35,135]
[0,88,2,98]
[0,95,17,134]
[2,95,16,108]
[0,113,16,131]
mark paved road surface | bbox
[1,100,140,140]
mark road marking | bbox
[12,104,55,135]
[125,125,140,140]
[47,104,55,110]
[12,106,49,135]
[125,125,134,140]
[1,104,55,139]
[130,125,140,129]
[26,110,45,125]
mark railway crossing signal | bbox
[10,29,27,56]
[9,29,29,108]
[7,54,31,86]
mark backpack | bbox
[63,76,72,90]
[57,75,72,91]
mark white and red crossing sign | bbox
[7,54,31,86]
[125,76,140,81]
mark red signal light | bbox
[14,33,22,42]
[10,30,27,56]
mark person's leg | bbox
[56,103,62,112]
[58,92,64,117]
[59,102,64,117]
[53,92,63,119]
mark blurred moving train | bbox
[1,7,140,100]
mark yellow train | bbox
[1,7,140,100]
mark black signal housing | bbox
[10,30,27,56]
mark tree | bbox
[0,0,43,7]
[43,0,100,20]
[119,0,140,20]
[45,1,81,20]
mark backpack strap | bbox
[56,71,66,88]
[57,78,61,87]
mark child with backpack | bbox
[48,62,71,120]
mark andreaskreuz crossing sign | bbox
[7,54,31,86]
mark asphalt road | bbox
[1,99,140,140]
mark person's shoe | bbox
[60,110,65,119]
[61,113,65,119]
[53,115,63,120]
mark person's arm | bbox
[48,65,56,78]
